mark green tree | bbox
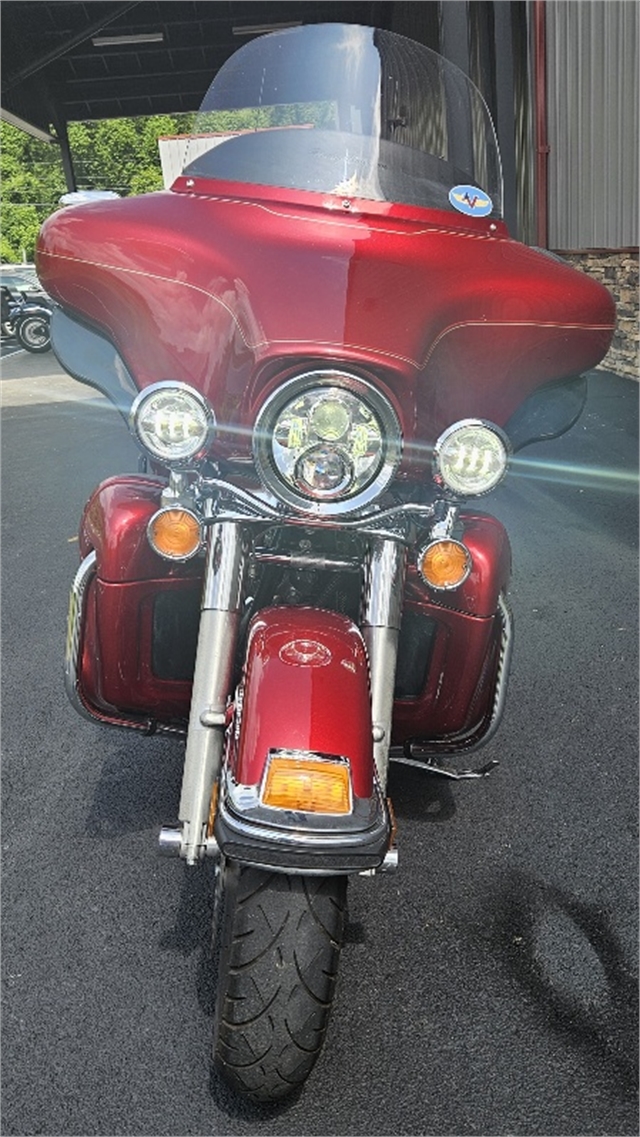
[1,112,193,261]
[0,122,66,261]
[67,113,192,196]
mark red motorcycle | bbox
[37,23,615,1103]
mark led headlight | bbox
[434,419,510,496]
[253,371,402,515]
[130,382,215,466]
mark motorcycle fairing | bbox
[49,307,137,420]
[37,182,615,465]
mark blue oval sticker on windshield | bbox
[449,185,493,217]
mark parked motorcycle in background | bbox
[1,285,52,353]
[36,24,615,1103]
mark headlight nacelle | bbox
[130,382,215,467]
[433,419,510,496]
[253,372,402,515]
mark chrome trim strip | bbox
[254,551,361,572]
[64,550,97,721]
[216,783,389,850]
[480,591,514,750]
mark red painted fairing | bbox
[73,476,508,745]
[393,512,511,742]
[410,512,512,619]
[232,608,374,798]
[37,182,615,466]
[77,477,202,720]
[79,576,200,719]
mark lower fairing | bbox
[65,476,512,757]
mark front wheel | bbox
[16,314,51,353]
[212,860,347,1102]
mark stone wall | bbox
[554,249,639,380]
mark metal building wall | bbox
[512,1,537,246]
[546,0,639,250]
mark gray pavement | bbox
[1,352,638,1136]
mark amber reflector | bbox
[148,508,201,560]
[419,539,471,590]
[262,755,352,814]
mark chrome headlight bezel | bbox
[252,370,402,516]
[129,381,215,468]
[433,418,511,497]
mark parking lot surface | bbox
[2,350,638,1136]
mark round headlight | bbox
[253,371,402,515]
[434,419,510,496]
[130,382,215,466]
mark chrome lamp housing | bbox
[433,418,511,497]
[253,370,402,516]
[129,381,216,467]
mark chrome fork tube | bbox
[361,538,406,792]
[178,518,245,863]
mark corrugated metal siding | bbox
[513,2,537,245]
[546,0,639,249]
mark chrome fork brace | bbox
[161,516,245,863]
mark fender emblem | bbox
[279,639,332,667]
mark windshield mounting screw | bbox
[342,199,352,210]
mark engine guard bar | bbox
[389,593,513,773]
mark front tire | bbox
[16,314,51,353]
[212,860,347,1102]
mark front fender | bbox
[215,607,391,874]
[235,607,374,796]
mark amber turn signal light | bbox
[262,753,352,814]
[147,507,202,561]
[418,538,471,591]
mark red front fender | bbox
[233,607,374,798]
[214,607,391,874]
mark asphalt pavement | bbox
[1,349,638,1136]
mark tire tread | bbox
[213,864,347,1101]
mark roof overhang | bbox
[1,1,394,136]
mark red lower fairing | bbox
[393,512,511,748]
[69,476,510,750]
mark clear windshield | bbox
[181,23,502,217]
